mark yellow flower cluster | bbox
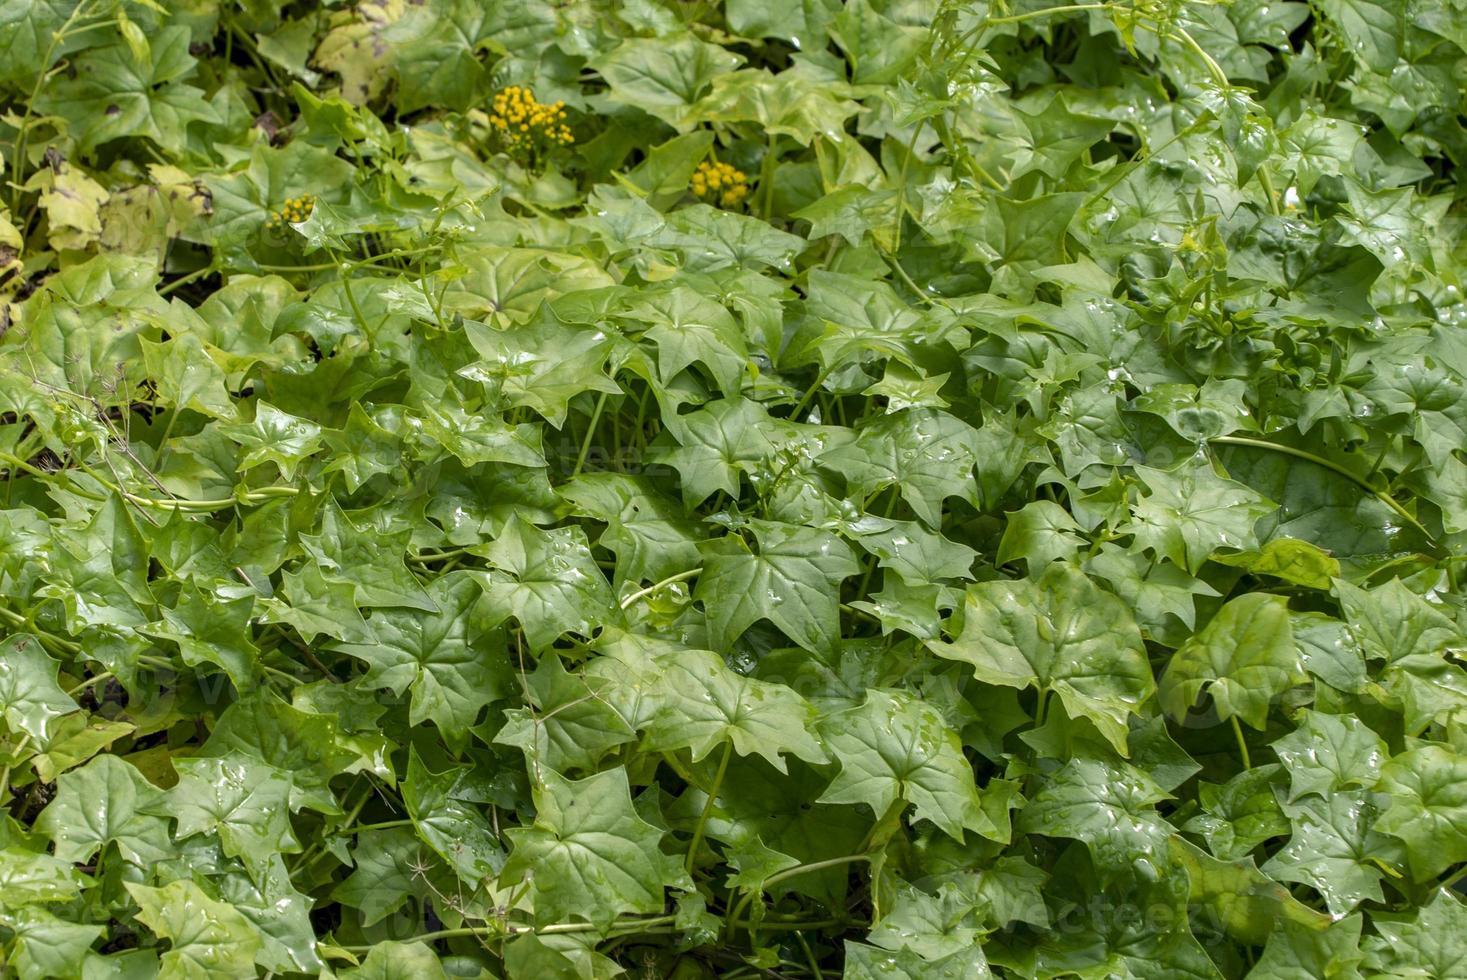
[489,86,573,152]
[691,161,749,208]
[265,194,315,233]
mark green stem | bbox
[792,365,836,422]
[984,3,1114,25]
[1256,166,1282,217]
[335,818,414,837]
[1230,715,1251,770]
[686,741,732,874]
[795,930,825,980]
[573,392,609,477]
[341,914,681,951]
[1211,436,1436,545]
[408,546,477,564]
[757,132,779,221]
[620,568,701,610]
[725,855,871,943]
[157,264,217,297]
[66,671,113,696]
[0,734,32,805]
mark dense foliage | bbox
[3,0,1467,976]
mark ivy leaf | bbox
[164,755,300,879]
[494,654,637,774]
[818,690,991,841]
[843,942,990,979]
[559,473,703,588]
[0,634,78,745]
[481,516,615,650]
[1374,745,1467,880]
[1261,792,1391,915]
[332,828,454,927]
[1250,915,1365,980]
[1271,711,1388,802]
[1017,758,1172,874]
[200,693,362,813]
[333,572,512,737]
[1363,891,1467,979]
[930,563,1155,754]
[402,749,505,884]
[1160,593,1304,729]
[35,28,219,155]
[1183,764,1291,861]
[142,586,259,690]
[695,519,859,655]
[597,35,743,127]
[657,398,791,505]
[2,906,105,980]
[36,755,172,867]
[299,501,437,612]
[501,768,690,930]
[639,644,827,773]
[819,409,981,527]
[127,879,263,979]
[1128,458,1275,574]
[338,941,449,980]
[1334,577,1455,662]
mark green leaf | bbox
[930,563,1155,754]
[403,749,504,884]
[1271,711,1387,802]
[695,519,859,655]
[332,828,453,927]
[333,572,511,737]
[997,500,1087,571]
[1374,745,1467,880]
[1250,915,1365,980]
[560,473,702,588]
[818,690,991,841]
[657,397,792,505]
[1184,764,1291,861]
[1160,593,1304,729]
[639,644,828,772]
[200,693,361,813]
[596,35,742,127]
[1261,792,1391,915]
[1169,837,1333,946]
[1318,0,1402,70]
[843,942,990,979]
[1363,890,1467,979]
[819,409,981,527]
[127,879,263,980]
[299,500,437,612]
[481,517,615,650]
[3,907,104,980]
[164,755,300,877]
[143,586,259,689]
[1017,758,1172,874]
[35,28,219,155]
[338,941,449,980]
[1128,458,1275,574]
[0,634,78,744]
[501,768,690,930]
[36,755,172,867]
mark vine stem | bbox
[573,392,609,477]
[1230,716,1251,770]
[1210,435,1436,545]
[686,742,732,874]
[984,3,1114,25]
[619,568,701,610]
[725,854,871,943]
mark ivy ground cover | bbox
[3,0,1467,976]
